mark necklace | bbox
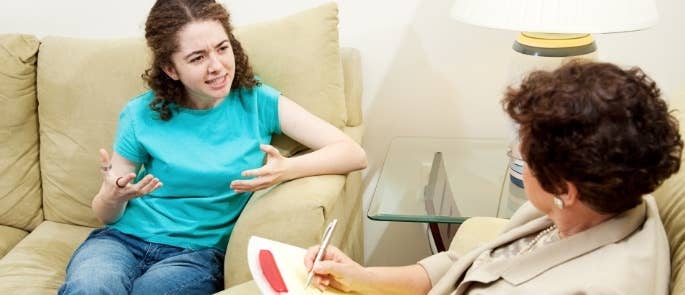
[518,224,558,255]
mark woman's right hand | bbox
[303,245,367,292]
[98,148,162,203]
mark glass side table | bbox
[368,137,517,252]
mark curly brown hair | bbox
[503,60,682,214]
[142,0,259,120]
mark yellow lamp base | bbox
[513,32,596,57]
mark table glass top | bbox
[367,137,511,223]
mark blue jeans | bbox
[59,227,225,295]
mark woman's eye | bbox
[218,46,229,53]
[190,56,204,63]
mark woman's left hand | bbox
[230,144,290,193]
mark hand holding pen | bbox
[304,219,368,293]
[305,219,337,289]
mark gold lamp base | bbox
[513,32,596,57]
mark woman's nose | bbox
[207,54,221,73]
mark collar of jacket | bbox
[443,200,647,294]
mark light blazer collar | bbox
[431,201,647,294]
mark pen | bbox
[304,219,338,289]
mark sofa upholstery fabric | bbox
[0,226,27,258]
[0,222,92,294]
[0,34,43,232]
[37,37,149,228]
[235,2,347,156]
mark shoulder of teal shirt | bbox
[117,90,161,129]
[236,78,279,98]
[245,80,282,135]
[125,90,156,111]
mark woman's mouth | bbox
[206,74,227,89]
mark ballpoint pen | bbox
[304,219,338,289]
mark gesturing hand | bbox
[230,144,290,193]
[98,148,162,202]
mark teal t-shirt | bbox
[110,83,281,250]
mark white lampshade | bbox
[451,0,658,34]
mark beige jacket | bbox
[418,196,670,295]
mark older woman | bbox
[304,61,682,294]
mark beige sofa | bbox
[0,3,363,293]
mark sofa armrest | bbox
[448,217,508,256]
[224,174,346,287]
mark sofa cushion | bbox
[37,2,347,228]
[0,34,44,231]
[37,37,150,227]
[0,225,28,259]
[0,221,93,294]
[235,2,347,155]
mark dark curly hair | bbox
[142,0,259,120]
[503,60,682,214]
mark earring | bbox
[553,196,565,209]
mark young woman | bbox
[59,1,366,294]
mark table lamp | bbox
[449,0,659,215]
[451,0,658,57]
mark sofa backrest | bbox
[235,2,348,156]
[652,92,685,294]
[36,2,349,228]
[37,37,150,227]
[0,35,44,231]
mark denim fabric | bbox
[59,227,225,295]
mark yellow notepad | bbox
[247,236,351,294]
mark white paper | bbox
[247,236,348,294]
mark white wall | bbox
[2,0,684,266]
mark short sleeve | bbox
[113,104,148,163]
[255,83,281,135]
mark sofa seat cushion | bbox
[0,221,93,294]
[0,226,27,259]
[0,34,43,231]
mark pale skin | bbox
[92,20,366,224]
[301,157,615,294]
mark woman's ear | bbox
[162,65,179,81]
[562,181,579,206]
